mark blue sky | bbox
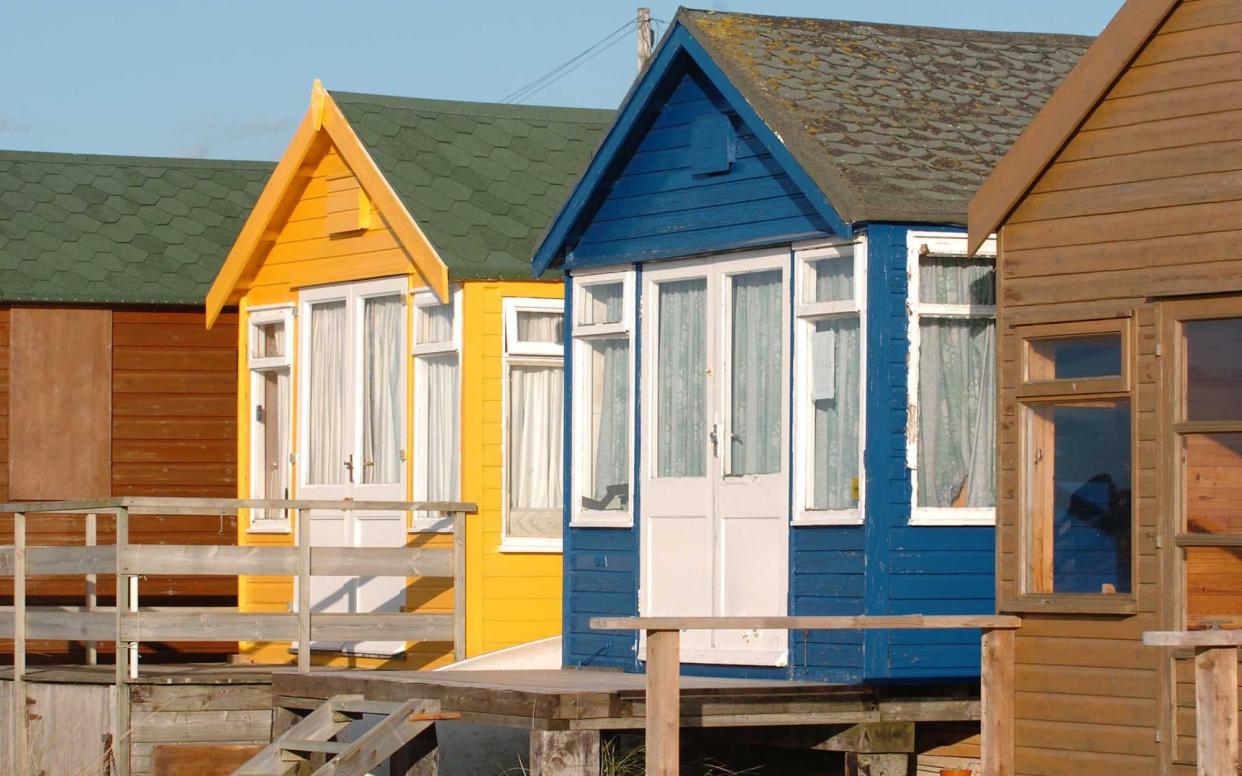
[2,1,1122,162]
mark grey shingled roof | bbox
[680,9,1093,225]
[0,149,272,304]
[332,92,613,279]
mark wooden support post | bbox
[1194,645,1238,775]
[844,753,911,776]
[13,511,26,776]
[645,628,680,776]
[389,723,439,776]
[114,506,131,776]
[85,512,97,665]
[636,7,654,72]
[980,628,1015,776]
[529,730,600,776]
[297,508,311,673]
[453,511,466,662]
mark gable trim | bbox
[531,24,848,276]
[967,0,1182,254]
[205,81,449,328]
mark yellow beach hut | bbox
[205,81,611,666]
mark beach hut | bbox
[0,148,271,660]
[532,10,1089,682]
[205,83,610,666]
[968,0,1242,770]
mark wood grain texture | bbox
[9,307,112,499]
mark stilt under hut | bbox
[968,0,1242,771]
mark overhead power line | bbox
[500,18,637,105]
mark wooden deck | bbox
[271,668,980,732]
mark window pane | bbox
[920,256,995,306]
[252,320,284,360]
[806,256,853,304]
[1186,318,1242,421]
[1028,334,1122,381]
[1029,400,1132,594]
[580,282,624,326]
[582,339,629,511]
[810,317,860,510]
[419,354,459,502]
[253,370,289,520]
[508,364,564,540]
[918,318,995,508]
[517,311,564,344]
[362,295,403,485]
[415,303,453,346]
[656,278,707,478]
[1185,433,1242,535]
[307,301,347,484]
[730,270,782,475]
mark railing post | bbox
[981,627,1015,776]
[114,506,131,776]
[453,511,466,662]
[85,512,97,665]
[297,508,310,673]
[645,628,680,776]
[1194,645,1239,775]
[13,511,26,776]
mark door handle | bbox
[709,424,719,457]
[344,454,355,483]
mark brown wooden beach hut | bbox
[968,0,1242,771]
[0,149,271,661]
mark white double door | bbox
[298,277,408,656]
[641,250,790,666]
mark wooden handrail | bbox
[1145,630,1240,775]
[593,615,1021,776]
[0,496,478,516]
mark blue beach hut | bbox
[532,9,1090,683]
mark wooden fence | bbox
[593,614,1023,776]
[0,496,476,776]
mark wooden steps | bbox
[232,694,456,776]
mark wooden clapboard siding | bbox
[460,280,563,656]
[992,2,1242,772]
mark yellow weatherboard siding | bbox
[460,280,564,656]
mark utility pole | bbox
[637,7,654,73]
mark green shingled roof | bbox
[331,92,612,280]
[0,150,273,305]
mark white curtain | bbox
[509,364,564,510]
[418,303,453,345]
[584,283,624,325]
[308,301,347,484]
[362,295,402,485]
[518,311,564,344]
[813,256,853,303]
[730,270,782,475]
[423,355,459,501]
[587,339,629,509]
[918,319,995,507]
[812,317,861,509]
[656,278,707,478]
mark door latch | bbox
[709,424,719,457]
[344,453,355,483]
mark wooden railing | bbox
[0,496,476,776]
[1143,628,1241,775]
[593,614,1023,776]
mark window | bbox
[571,272,634,527]
[907,234,998,525]
[248,305,292,531]
[503,298,565,550]
[1019,319,1133,603]
[794,241,865,525]
[411,287,461,531]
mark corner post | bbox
[1195,645,1239,775]
[114,506,131,776]
[980,627,1015,776]
[645,628,680,776]
[13,511,26,776]
[86,512,97,665]
[297,507,311,673]
[453,511,466,662]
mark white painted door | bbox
[640,251,790,666]
[298,276,408,656]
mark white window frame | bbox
[246,303,294,533]
[906,231,998,527]
[792,237,867,526]
[570,269,635,528]
[501,296,565,552]
[410,286,462,532]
